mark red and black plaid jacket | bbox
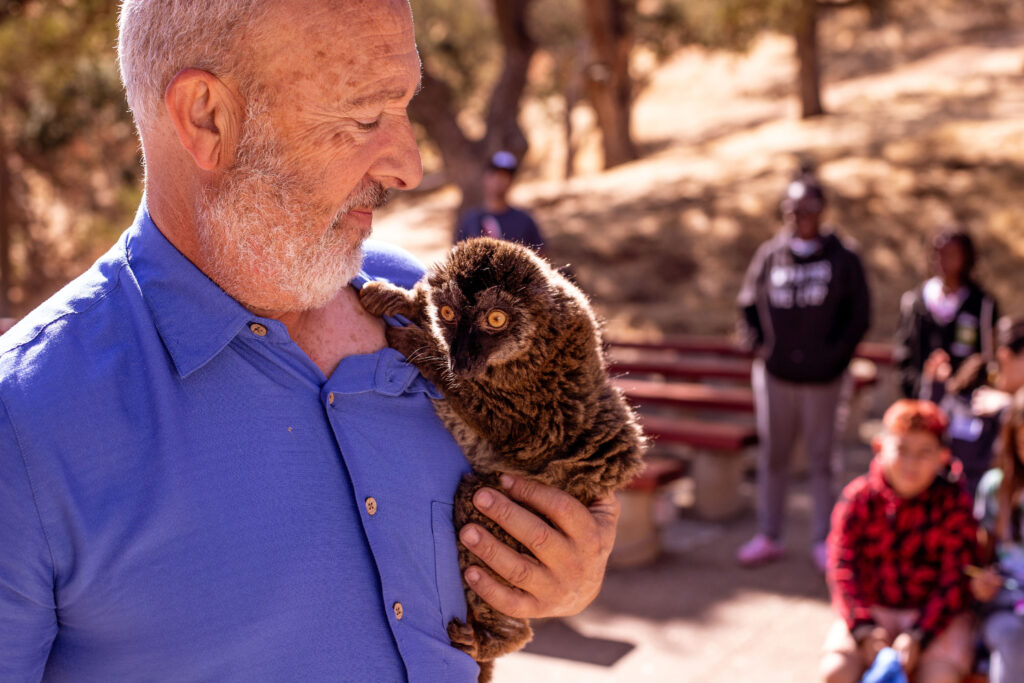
[826,458,976,646]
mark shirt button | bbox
[249,323,268,337]
[393,602,404,620]
[365,497,378,516]
[327,392,335,406]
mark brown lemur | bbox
[359,237,646,683]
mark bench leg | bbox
[609,489,661,568]
[692,449,747,521]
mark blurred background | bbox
[2,0,1022,344]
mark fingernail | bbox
[499,474,514,489]
[475,489,494,509]
[466,567,481,584]
[461,527,481,546]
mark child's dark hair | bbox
[933,228,976,279]
[995,393,1024,544]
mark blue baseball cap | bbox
[488,150,519,174]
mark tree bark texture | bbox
[581,0,637,169]
[796,0,824,118]
[407,0,537,227]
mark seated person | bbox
[821,399,977,683]
[895,228,998,399]
[970,393,1024,683]
[454,150,546,255]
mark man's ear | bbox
[940,447,952,465]
[871,435,883,455]
[164,68,242,171]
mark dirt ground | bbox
[373,1,1024,344]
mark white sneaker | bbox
[736,534,784,567]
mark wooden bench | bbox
[639,415,757,521]
[607,334,895,367]
[614,378,754,413]
[609,348,880,391]
[611,457,688,568]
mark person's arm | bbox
[455,474,617,618]
[736,245,768,352]
[894,290,923,398]
[0,395,58,679]
[910,489,977,648]
[827,487,877,634]
[821,252,871,376]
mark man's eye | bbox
[356,118,382,131]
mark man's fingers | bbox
[473,486,570,563]
[459,523,548,592]
[496,474,594,540]
[463,565,539,619]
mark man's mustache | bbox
[342,182,390,212]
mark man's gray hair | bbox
[117,0,267,133]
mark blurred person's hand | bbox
[892,631,921,673]
[922,349,952,384]
[973,386,1012,417]
[856,625,891,668]
[970,566,1003,603]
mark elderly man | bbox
[0,1,617,680]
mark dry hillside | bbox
[373,1,1024,343]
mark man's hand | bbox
[856,626,891,667]
[458,473,619,619]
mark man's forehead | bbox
[254,0,419,100]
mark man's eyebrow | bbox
[348,84,421,109]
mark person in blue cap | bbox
[454,150,547,256]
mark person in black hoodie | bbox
[895,229,999,399]
[735,168,871,571]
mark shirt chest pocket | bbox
[431,501,468,631]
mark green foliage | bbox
[0,0,142,311]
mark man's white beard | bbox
[195,103,382,313]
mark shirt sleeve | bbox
[912,488,977,646]
[736,244,768,351]
[894,289,923,398]
[0,394,58,679]
[820,251,871,377]
[826,486,876,632]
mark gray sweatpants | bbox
[984,610,1024,683]
[751,360,848,545]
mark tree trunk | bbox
[581,0,636,169]
[865,0,887,28]
[407,0,537,232]
[796,0,824,118]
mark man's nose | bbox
[373,114,423,192]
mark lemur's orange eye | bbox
[439,305,456,322]
[486,309,508,329]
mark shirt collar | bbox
[125,202,257,378]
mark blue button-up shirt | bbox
[0,204,477,681]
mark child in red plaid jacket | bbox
[821,399,977,683]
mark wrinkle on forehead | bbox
[253,0,418,103]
